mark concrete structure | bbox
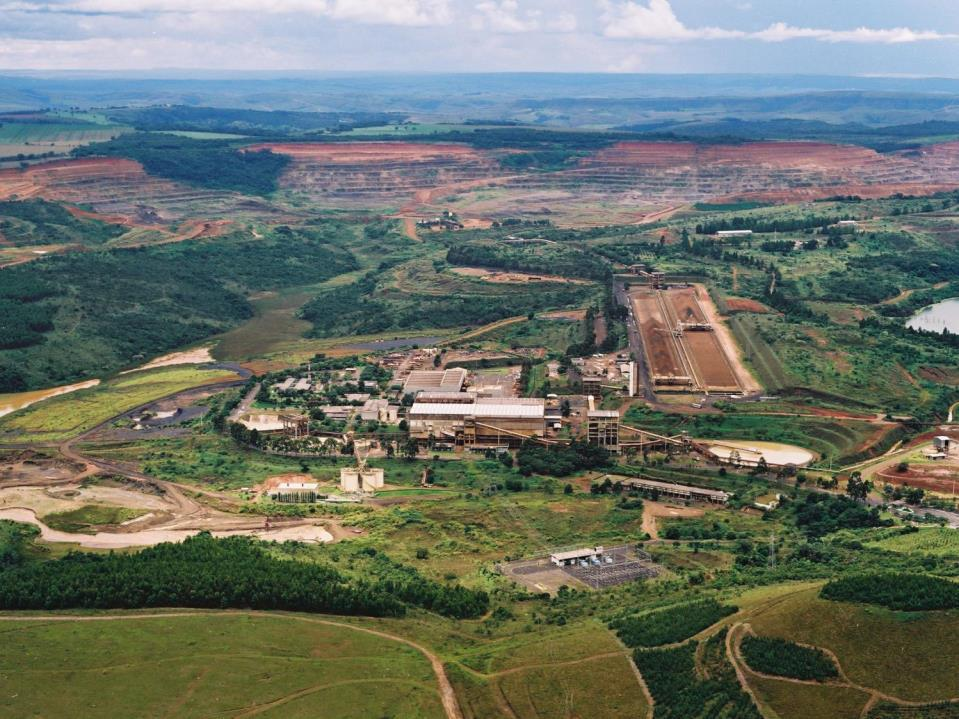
[359,398,394,422]
[550,546,605,566]
[628,361,638,397]
[619,476,729,504]
[340,466,385,493]
[280,413,309,438]
[587,410,621,453]
[582,376,603,397]
[403,368,468,395]
[408,396,546,447]
[268,481,319,503]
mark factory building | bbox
[408,396,546,447]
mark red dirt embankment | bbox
[725,298,771,314]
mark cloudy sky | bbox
[1,0,958,74]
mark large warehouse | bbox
[408,396,546,447]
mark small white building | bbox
[340,467,385,494]
[268,481,319,503]
[933,436,952,452]
[550,546,605,566]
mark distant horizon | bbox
[1,70,958,80]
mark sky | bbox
[1,0,958,75]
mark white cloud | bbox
[752,22,958,44]
[0,36,306,69]
[547,11,577,33]
[600,0,958,44]
[13,0,453,26]
[601,0,743,41]
[472,1,539,33]
[327,0,452,26]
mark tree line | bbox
[820,572,959,611]
[0,533,488,619]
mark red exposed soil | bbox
[247,142,481,162]
[919,366,959,385]
[586,141,882,169]
[877,467,959,495]
[725,298,770,313]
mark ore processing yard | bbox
[628,284,748,395]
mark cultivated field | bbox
[0,122,128,161]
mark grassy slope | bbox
[746,586,959,702]
[0,614,444,719]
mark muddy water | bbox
[0,507,333,548]
[907,298,959,334]
[705,439,815,467]
[0,379,100,418]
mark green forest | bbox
[0,228,358,391]
[74,133,290,194]
[0,199,126,246]
[0,533,488,619]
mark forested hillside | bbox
[0,228,358,391]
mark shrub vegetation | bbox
[821,572,959,611]
[740,635,839,681]
[611,599,737,648]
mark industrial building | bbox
[408,396,546,447]
[403,368,468,395]
[340,466,385,493]
[587,410,621,453]
[582,376,603,397]
[619,476,729,504]
[716,229,753,238]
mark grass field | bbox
[0,366,238,443]
[865,528,959,556]
[449,621,648,719]
[745,586,959,702]
[0,613,445,719]
[0,122,129,158]
[749,675,870,719]
[41,504,147,533]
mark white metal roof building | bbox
[408,396,546,446]
[403,368,468,395]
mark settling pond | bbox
[907,298,959,334]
